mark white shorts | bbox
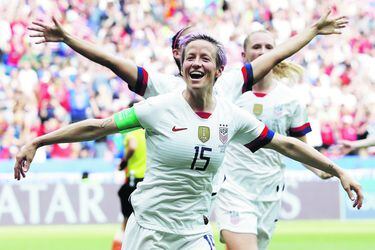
[214,189,281,250]
[122,213,216,250]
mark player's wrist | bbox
[31,138,42,149]
[308,24,319,37]
[62,32,73,44]
[335,167,346,179]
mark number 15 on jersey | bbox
[191,146,212,171]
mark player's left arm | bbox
[264,133,363,209]
[235,109,361,209]
[297,135,333,179]
[251,10,347,83]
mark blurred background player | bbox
[339,137,375,155]
[14,33,362,250]
[112,124,146,250]
[214,29,333,250]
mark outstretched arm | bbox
[339,137,375,155]
[14,108,141,180]
[297,136,333,179]
[251,10,348,82]
[264,133,363,209]
[29,17,138,87]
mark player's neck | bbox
[253,74,276,93]
[183,88,216,112]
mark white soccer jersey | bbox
[130,90,274,235]
[219,83,312,201]
[215,63,254,102]
[130,67,185,98]
[131,65,254,100]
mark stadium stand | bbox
[0,0,374,161]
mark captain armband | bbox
[114,107,141,132]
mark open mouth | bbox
[189,71,205,80]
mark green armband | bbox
[114,107,141,132]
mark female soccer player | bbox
[15,34,362,249]
[214,29,333,250]
[28,11,347,100]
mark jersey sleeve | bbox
[232,107,275,153]
[288,101,312,137]
[130,67,181,98]
[215,63,254,102]
[241,63,254,93]
[133,96,161,130]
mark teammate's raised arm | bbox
[28,17,138,88]
[264,133,363,209]
[251,10,348,82]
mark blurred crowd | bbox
[0,0,374,160]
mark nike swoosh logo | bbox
[172,126,187,132]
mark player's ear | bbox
[241,51,246,62]
[172,48,180,59]
[215,65,224,78]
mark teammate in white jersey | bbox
[15,34,362,250]
[214,29,334,250]
[29,11,347,101]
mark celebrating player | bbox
[15,34,362,249]
[214,29,332,250]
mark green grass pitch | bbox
[1,220,374,250]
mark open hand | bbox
[314,10,348,35]
[14,143,37,180]
[339,172,363,209]
[28,17,66,44]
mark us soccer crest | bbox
[219,124,228,144]
[274,105,283,116]
[253,104,263,116]
[229,211,240,225]
[198,126,210,143]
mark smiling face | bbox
[181,39,223,91]
[242,31,275,63]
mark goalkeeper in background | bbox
[112,125,146,250]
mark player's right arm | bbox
[14,108,141,180]
[29,17,138,89]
